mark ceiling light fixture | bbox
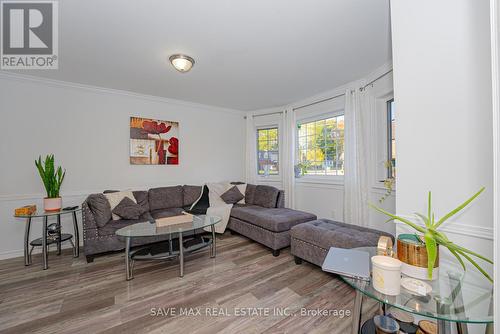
[169,54,195,73]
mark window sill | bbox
[372,180,397,192]
[295,176,344,186]
[257,175,281,182]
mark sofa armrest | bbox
[276,190,285,208]
[82,201,98,232]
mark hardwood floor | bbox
[0,233,378,334]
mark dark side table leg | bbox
[72,211,80,257]
[24,217,32,266]
[42,216,48,270]
[56,214,62,255]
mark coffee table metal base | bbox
[124,225,217,280]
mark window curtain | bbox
[343,88,369,226]
[282,108,296,208]
[245,115,257,184]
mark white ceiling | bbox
[6,0,392,111]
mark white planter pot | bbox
[44,197,62,212]
[401,262,439,281]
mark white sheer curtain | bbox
[343,88,370,226]
[282,108,296,208]
[245,115,257,184]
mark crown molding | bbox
[0,71,246,116]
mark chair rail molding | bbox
[395,215,494,241]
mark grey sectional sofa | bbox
[82,183,317,262]
[291,219,394,267]
[228,184,317,256]
[82,186,204,262]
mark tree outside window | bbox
[257,127,279,175]
[297,115,345,176]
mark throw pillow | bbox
[112,197,146,220]
[104,190,137,220]
[220,186,245,204]
[230,182,247,204]
[206,182,231,207]
[86,193,112,227]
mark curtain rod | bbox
[360,69,393,91]
[244,69,392,118]
[244,110,284,119]
[293,92,345,111]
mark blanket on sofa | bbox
[190,182,234,234]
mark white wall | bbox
[391,0,493,296]
[0,74,246,259]
[490,0,500,329]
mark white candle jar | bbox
[371,255,402,296]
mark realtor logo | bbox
[1,0,58,69]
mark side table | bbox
[15,208,81,270]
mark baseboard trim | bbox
[0,242,84,260]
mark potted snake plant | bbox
[370,187,493,283]
[35,155,66,212]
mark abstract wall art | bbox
[130,117,179,165]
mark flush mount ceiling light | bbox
[169,54,195,73]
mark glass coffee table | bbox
[340,247,493,334]
[116,215,221,280]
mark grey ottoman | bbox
[290,219,394,267]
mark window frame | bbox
[295,111,345,183]
[386,99,395,179]
[256,126,280,177]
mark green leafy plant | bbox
[296,161,311,176]
[379,177,395,203]
[370,187,493,282]
[35,155,66,198]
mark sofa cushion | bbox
[245,184,257,205]
[148,186,183,211]
[112,197,146,220]
[230,205,317,232]
[183,185,202,207]
[221,186,245,204]
[150,207,185,219]
[98,218,144,236]
[86,194,112,228]
[253,185,279,208]
[133,190,150,212]
[290,219,394,251]
[104,190,137,220]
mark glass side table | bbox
[340,247,493,334]
[15,208,81,270]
